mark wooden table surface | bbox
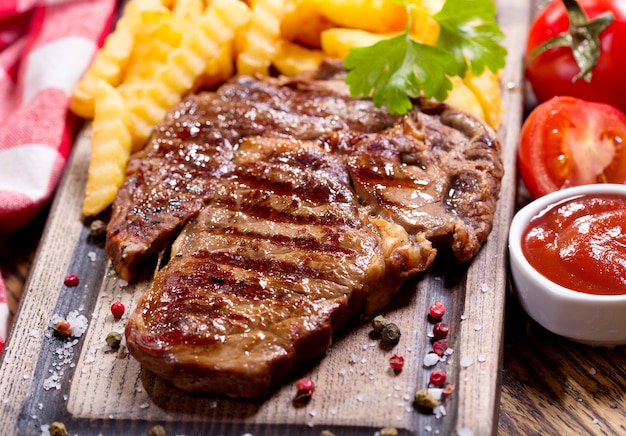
[2,203,624,435]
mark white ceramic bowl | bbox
[508,183,626,347]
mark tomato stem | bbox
[526,0,615,82]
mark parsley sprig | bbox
[344,0,507,115]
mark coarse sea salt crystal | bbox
[423,353,440,367]
[477,354,487,363]
[460,356,474,368]
[87,251,97,262]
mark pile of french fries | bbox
[72,0,503,216]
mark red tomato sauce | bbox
[521,194,626,295]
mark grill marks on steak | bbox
[117,67,504,400]
[107,75,394,280]
[126,137,433,398]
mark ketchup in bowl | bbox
[521,194,626,296]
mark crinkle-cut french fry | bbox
[310,0,407,34]
[320,27,390,59]
[70,0,169,119]
[172,0,205,22]
[280,0,333,48]
[83,80,132,216]
[127,0,252,150]
[122,11,184,85]
[236,0,287,76]
[272,39,324,76]
[195,42,236,90]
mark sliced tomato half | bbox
[518,96,626,198]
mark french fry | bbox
[195,42,236,90]
[272,39,325,76]
[409,5,440,45]
[236,0,287,75]
[122,10,184,85]
[320,27,390,59]
[308,0,406,34]
[127,0,252,149]
[82,80,132,216]
[280,0,334,48]
[446,76,485,123]
[70,0,169,119]
[172,0,205,23]
[463,69,504,130]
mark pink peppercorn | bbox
[110,301,125,318]
[389,353,405,371]
[294,378,315,402]
[429,370,447,387]
[64,274,80,287]
[433,340,448,356]
[432,322,449,340]
[428,301,446,320]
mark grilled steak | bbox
[106,67,395,280]
[119,62,504,400]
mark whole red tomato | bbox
[525,0,626,114]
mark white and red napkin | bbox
[0,0,116,351]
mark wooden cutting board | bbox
[0,1,530,434]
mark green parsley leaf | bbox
[344,33,457,115]
[343,0,507,115]
[435,0,507,76]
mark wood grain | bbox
[0,1,561,435]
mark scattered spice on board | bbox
[432,322,449,340]
[106,331,122,349]
[428,301,446,320]
[389,354,404,371]
[48,421,68,436]
[54,320,72,337]
[433,340,448,356]
[429,370,447,387]
[63,274,79,287]
[380,323,401,345]
[371,314,388,333]
[148,425,167,436]
[89,219,107,237]
[110,301,125,318]
[293,378,315,404]
[414,389,439,409]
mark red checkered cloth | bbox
[0,0,116,351]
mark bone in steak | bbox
[118,62,504,400]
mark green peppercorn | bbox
[106,331,122,348]
[148,425,167,436]
[414,388,439,409]
[371,315,388,333]
[49,422,68,436]
[380,322,401,345]
[89,219,107,238]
